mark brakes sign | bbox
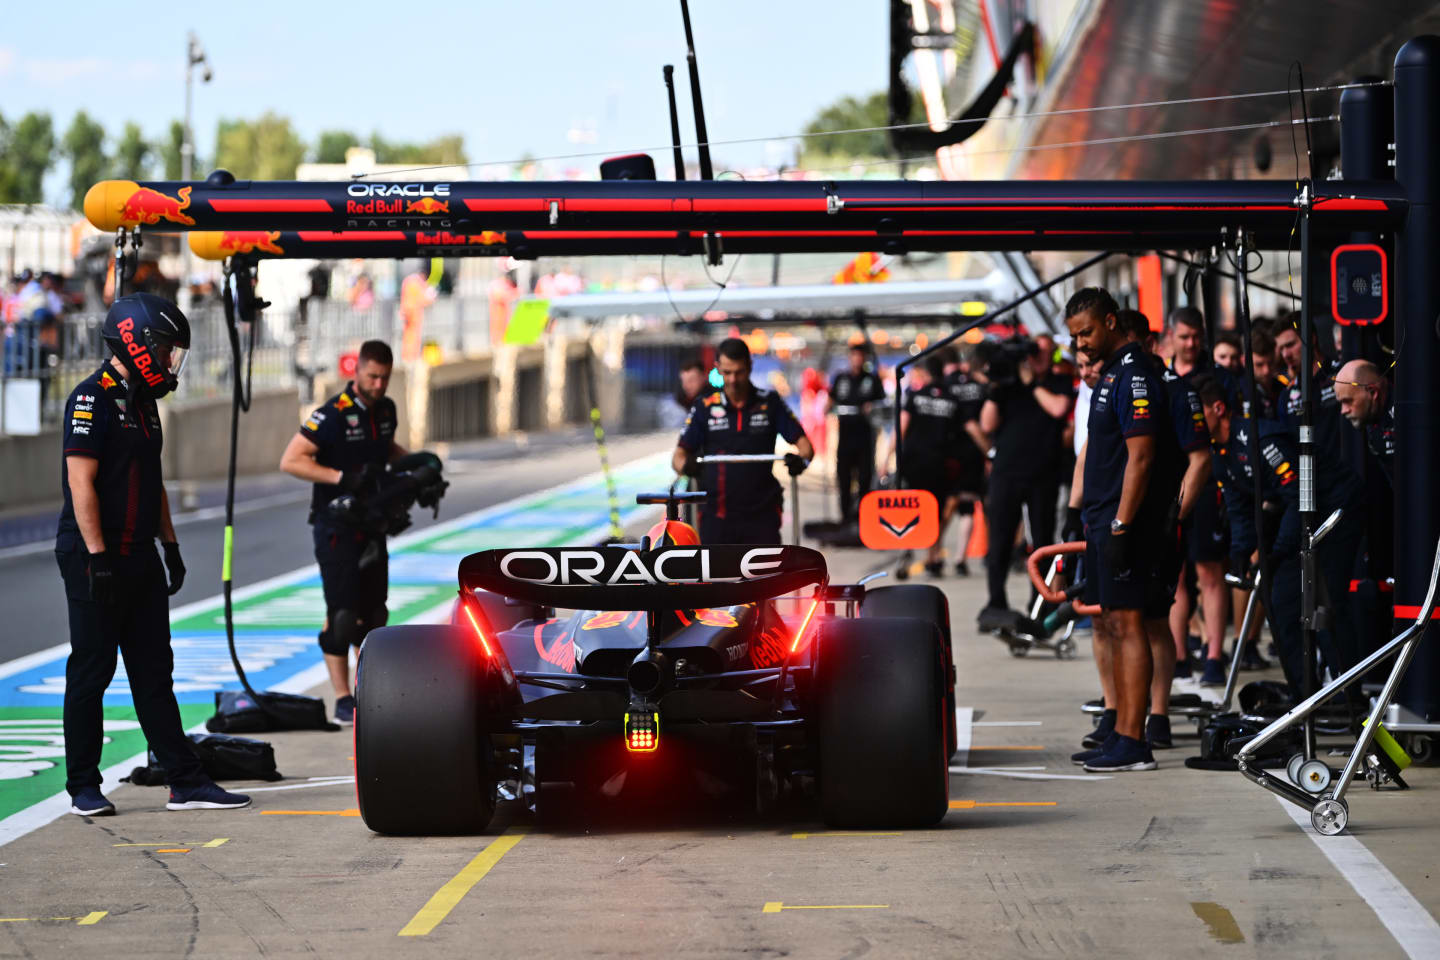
[859,490,939,550]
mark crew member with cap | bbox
[280,340,407,725]
[829,343,885,522]
[57,293,251,816]
[674,338,814,545]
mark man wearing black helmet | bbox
[280,339,407,725]
[56,293,251,816]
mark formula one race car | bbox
[354,491,955,834]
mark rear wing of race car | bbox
[458,545,828,610]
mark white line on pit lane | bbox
[0,454,668,850]
[244,777,355,794]
[1280,799,1440,960]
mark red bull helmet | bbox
[645,519,701,547]
[102,293,191,398]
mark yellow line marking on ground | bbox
[967,745,1046,751]
[398,828,528,937]
[260,809,361,816]
[791,831,902,839]
[0,912,108,925]
[763,902,889,913]
[156,848,191,853]
[202,838,229,847]
[112,843,180,847]
[950,800,1058,809]
[1191,902,1245,943]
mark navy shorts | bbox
[1084,524,1179,619]
[1185,483,1228,564]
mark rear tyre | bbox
[356,625,500,834]
[862,585,957,759]
[816,618,948,828]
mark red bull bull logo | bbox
[406,197,450,215]
[217,231,285,255]
[119,185,195,227]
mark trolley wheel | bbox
[1297,758,1334,795]
[1008,643,1029,658]
[1311,796,1348,836]
[1286,752,1306,786]
[1056,638,1077,660]
[1406,733,1434,765]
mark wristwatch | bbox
[1110,518,1129,534]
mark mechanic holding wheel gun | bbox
[57,294,251,816]
[280,340,407,726]
[672,337,814,545]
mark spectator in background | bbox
[1212,332,1243,373]
[40,272,65,316]
[399,261,436,364]
[349,273,375,312]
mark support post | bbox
[1393,36,1440,721]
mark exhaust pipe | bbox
[627,649,672,697]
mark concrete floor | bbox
[1,455,1436,959]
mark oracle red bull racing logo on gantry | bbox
[117,183,196,227]
[346,181,451,216]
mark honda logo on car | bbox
[498,547,785,586]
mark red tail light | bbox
[789,598,822,655]
[460,596,494,658]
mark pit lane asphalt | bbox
[2,459,1437,958]
[0,428,674,664]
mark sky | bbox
[3,0,890,199]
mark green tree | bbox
[0,113,19,202]
[369,131,467,165]
[314,130,360,164]
[114,122,152,180]
[9,111,56,204]
[797,91,921,166]
[62,111,108,210]
[160,120,186,179]
[214,112,307,180]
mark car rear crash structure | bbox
[83,36,1440,836]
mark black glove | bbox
[339,463,382,496]
[162,541,185,596]
[1230,553,1254,582]
[1062,506,1084,545]
[1103,527,1135,575]
[87,551,117,605]
[784,453,809,477]
[1163,498,1182,545]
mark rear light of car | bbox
[459,596,495,658]
[624,711,659,752]
[789,598,822,656]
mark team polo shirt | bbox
[299,382,398,515]
[1083,341,1174,529]
[678,385,806,518]
[901,382,961,467]
[1366,406,1395,486]
[56,365,164,555]
[829,370,884,443]
[944,371,987,468]
[1160,364,1210,453]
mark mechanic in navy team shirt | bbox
[56,293,250,816]
[1065,288,1183,773]
[673,338,814,545]
[280,339,407,725]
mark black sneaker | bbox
[166,781,252,810]
[1082,709,1116,749]
[1072,732,1118,766]
[69,787,116,817]
[1172,657,1193,680]
[1199,658,1226,686]
[1239,643,1271,671]
[953,559,970,577]
[334,695,356,726]
[925,560,945,579]
[1145,713,1173,749]
[1083,734,1157,772]
[976,605,1012,633]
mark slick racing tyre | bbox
[861,585,957,759]
[356,625,502,834]
[816,618,949,828]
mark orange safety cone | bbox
[967,501,988,558]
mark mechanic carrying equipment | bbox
[828,342,884,522]
[672,337,814,545]
[57,293,252,816]
[279,339,411,726]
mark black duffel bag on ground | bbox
[123,733,283,784]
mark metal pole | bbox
[180,34,195,312]
[678,0,714,181]
[663,65,686,181]
[1298,199,1320,760]
[1393,36,1440,722]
